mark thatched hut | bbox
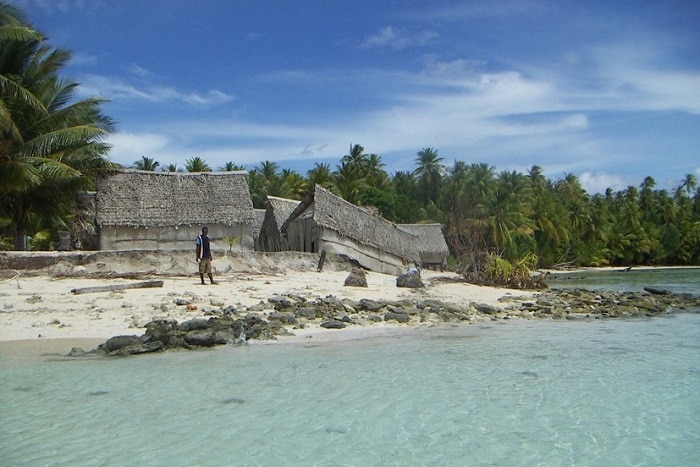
[281,185,419,275]
[95,170,255,251]
[397,223,449,270]
[257,196,300,252]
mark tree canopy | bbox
[0,1,114,250]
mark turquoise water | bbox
[546,267,700,295]
[1,271,699,466]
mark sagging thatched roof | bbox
[283,185,419,262]
[96,169,255,227]
[265,196,301,231]
[397,224,449,256]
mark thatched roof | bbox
[283,185,419,262]
[259,196,300,239]
[266,196,301,229]
[397,224,449,256]
[96,170,255,227]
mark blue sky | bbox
[17,0,700,193]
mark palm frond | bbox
[0,24,42,42]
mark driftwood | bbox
[71,280,164,295]
[551,260,577,270]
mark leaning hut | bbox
[281,185,419,275]
[95,170,255,251]
[257,196,300,252]
[397,223,449,270]
[251,208,267,249]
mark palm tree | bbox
[1,12,114,249]
[164,163,183,173]
[333,160,363,204]
[306,162,333,189]
[218,161,243,171]
[280,170,308,199]
[184,156,211,172]
[364,153,389,189]
[246,168,267,208]
[257,160,282,196]
[341,144,369,174]
[258,160,279,180]
[413,147,444,205]
[131,156,159,171]
[680,173,697,197]
[0,2,42,42]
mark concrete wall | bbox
[99,224,254,252]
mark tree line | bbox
[136,144,700,268]
[1,2,698,268]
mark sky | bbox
[15,0,700,193]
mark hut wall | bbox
[285,209,318,253]
[418,252,447,268]
[99,224,253,252]
[319,228,409,275]
[257,210,288,252]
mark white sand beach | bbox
[0,252,535,354]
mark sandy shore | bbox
[0,265,533,356]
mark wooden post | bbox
[317,250,327,272]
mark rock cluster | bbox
[514,288,700,320]
[91,287,699,356]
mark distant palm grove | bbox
[1,3,698,267]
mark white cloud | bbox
[361,26,438,50]
[106,132,170,165]
[76,74,234,106]
[128,64,154,79]
[579,172,628,194]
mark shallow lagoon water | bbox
[1,269,699,466]
[2,315,699,466]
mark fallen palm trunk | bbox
[71,280,164,295]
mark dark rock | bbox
[214,331,235,345]
[98,335,164,356]
[384,311,410,323]
[320,320,346,329]
[344,268,368,287]
[103,335,143,352]
[337,314,354,324]
[179,318,210,331]
[473,303,499,315]
[268,295,296,310]
[644,286,671,295]
[396,273,424,288]
[121,341,164,355]
[358,298,384,312]
[267,311,297,325]
[295,307,317,320]
[185,330,216,347]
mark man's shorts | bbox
[199,258,212,274]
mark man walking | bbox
[195,226,216,284]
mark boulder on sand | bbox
[344,267,368,287]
